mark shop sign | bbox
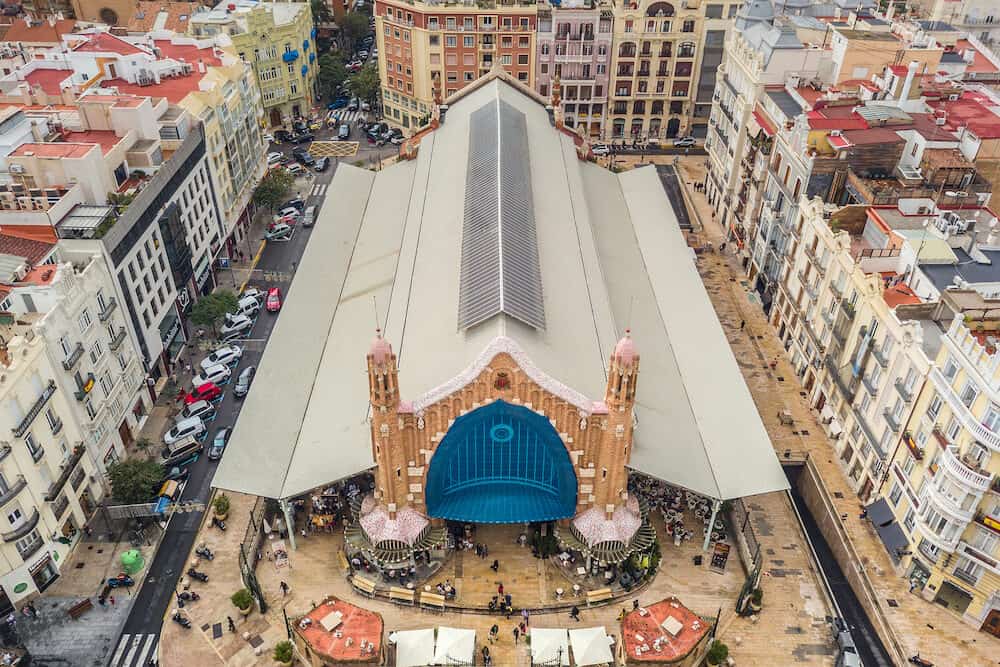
[28,553,51,575]
[12,583,27,594]
[196,262,212,289]
[176,288,190,311]
[161,317,181,349]
[218,256,231,269]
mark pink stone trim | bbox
[359,498,429,546]
[572,504,642,547]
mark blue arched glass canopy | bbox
[425,400,577,524]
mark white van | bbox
[164,417,206,446]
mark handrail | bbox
[12,380,56,437]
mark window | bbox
[90,341,104,364]
[463,36,474,47]
[903,507,916,533]
[902,454,916,475]
[942,356,959,382]
[59,336,72,358]
[45,407,58,431]
[96,290,107,312]
[78,309,92,332]
[888,482,903,506]
[927,393,943,420]
[24,433,40,458]
[518,54,529,66]
[945,416,961,441]
[446,36,456,47]
[959,380,979,408]
[682,19,695,32]
[85,398,96,420]
[6,508,21,526]
[971,528,998,554]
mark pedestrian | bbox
[504,593,511,608]
[482,543,488,558]
[475,543,482,557]
[490,623,499,643]
[513,626,520,643]
[506,605,513,620]
[740,320,745,330]
[280,581,289,596]
[109,596,115,607]
[491,559,499,572]
[616,607,626,621]
[519,621,526,635]
[633,599,640,611]
[570,605,580,621]
[300,528,307,539]
[98,597,106,608]
[228,616,236,633]
[482,645,491,665]
[497,583,504,597]
[521,608,529,626]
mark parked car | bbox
[285,163,304,176]
[162,465,190,483]
[591,144,610,156]
[237,295,261,318]
[192,363,231,388]
[200,344,242,370]
[265,223,293,241]
[338,123,351,140]
[262,133,275,144]
[281,198,305,211]
[291,149,315,167]
[267,151,284,165]
[314,157,330,172]
[278,206,301,219]
[233,366,256,398]
[673,136,696,148]
[291,132,314,144]
[220,313,254,340]
[388,128,405,145]
[179,400,216,423]
[207,427,232,460]
[241,287,265,302]
[348,97,359,111]
[274,129,293,143]
[366,122,388,138]
[328,96,349,110]
[266,287,282,312]
[164,417,206,446]
[185,382,223,405]
[302,205,317,227]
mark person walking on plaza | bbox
[482,645,491,665]
[497,583,504,597]
[491,559,499,572]
[227,616,236,633]
[617,607,627,621]
[489,624,499,643]
[513,626,520,644]
[521,608,529,626]
[280,581,289,596]
[570,606,580,622]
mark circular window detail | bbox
[99,8,119,25]
[490,423,514,444]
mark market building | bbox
[212,67,787,567]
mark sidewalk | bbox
[673,157,999,666]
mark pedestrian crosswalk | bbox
[327,110,365,124]
[311,183,328,197]
[109,633,158,667]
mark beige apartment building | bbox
[374,0,538,130]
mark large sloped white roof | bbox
[211,74,788,502]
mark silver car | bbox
[192,363,231,388]
[200,345,242,370]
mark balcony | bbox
[109,327,128,351]
[903,432,924,461]
[0,445,9,463]
[916,517,961,556]
[894,379,913,403]
[50,417,63,436]
[16,530,43,560]
[12,380,56,438]
[870,344,889,368]
[804,247,826,277]
[822,308,835,328]
[883,408,902,433]
[925,479,976,524]
[862,374,879,396]
[929,367,1000,452]
[940,445,992,492]
[98,297,117,322]
[952,566,981,587]
[917,536,942,564]
[829,281,843,300]
[2,508,39,543]
[74,373,95,402]
[62,342,84,370]
[840,298,856,320]
[44,445,84,502]
[0,476,26,508]
[52,495,69,519]
[974,511,1000,536]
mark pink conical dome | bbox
[613,329,636,365]
[369,328,392,364]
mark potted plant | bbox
[706,640,729,666]
[748,587,763,613]
[231,588,254,616]
[213,494,231,521]
[273,640,294,666]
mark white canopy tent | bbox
[432,627,475,665]
[388,629,435,667]
[530,628,570,666]
[569,626,615,667]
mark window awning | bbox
[867,498,908,562]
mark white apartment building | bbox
[3,257,150,476]
[0,326,102,613]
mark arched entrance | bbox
[666,117,681,138]
[425,401,577,524]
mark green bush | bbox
[750,588,763,605]
[273,640,293,663]
[213,494,231,516]
[231,588,253,611]
[707,640,729,665]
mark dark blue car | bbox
[328,96,349,110]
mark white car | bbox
[241,287,265,303]
[361,101,372,112]
[266,152,283,165]
[192,363,231,388]
[263,133,275,144]
[277,206,301,219]
[286,163,304,176]
[673,136,696,148]
[265,223,293,241]
[200,345,243,371]
[164,417,206,446]
[220,313,254,340]
[591,144,610,156]
[237,295,261,317]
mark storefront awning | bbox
[867,498,908,561]
[752,107,777,137]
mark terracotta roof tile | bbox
[0,230,56,265]
[3,19,77,44]
[127,2,199,33]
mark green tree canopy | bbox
[108,459,165,504]
[310,0,333,25]
[252,168,295,210]
[317,53,348,100]
[190,290,239,336]
[349,63,380,104]
[339,11,369,53]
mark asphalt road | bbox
[107,163,338,667]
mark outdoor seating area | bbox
[630,476,730,547]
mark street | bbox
[105,159,339,667]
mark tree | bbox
[339,11,369,53]
[310,0,333,26]
[107,459,165,504]
[706,641,729,666]
[190,290,239,336]
[349,63,380,104]
[317,53,348,100]
[252,168,295,211]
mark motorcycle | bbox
[195,545,215,560]
[106,574,135,588]
[908,656,933,667]
[171,611,191,629]
[211,516,227,531]
[178,591,200,602]
[186,568,209,582]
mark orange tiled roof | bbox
[0,229,57,265]
[3,18,77,44]
[128,2,199,33]
[71,32,150,56]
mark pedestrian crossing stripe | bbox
[110,633,158,667]
[328,110,365,123]
[311,184,328,196]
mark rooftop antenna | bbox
[372,296,380,332]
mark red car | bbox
[184,382,222,405]
[266,287,282,312]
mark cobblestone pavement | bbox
[16,594,131,667]
[674,157,1000,666]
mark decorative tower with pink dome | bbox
[367,329,404,517]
